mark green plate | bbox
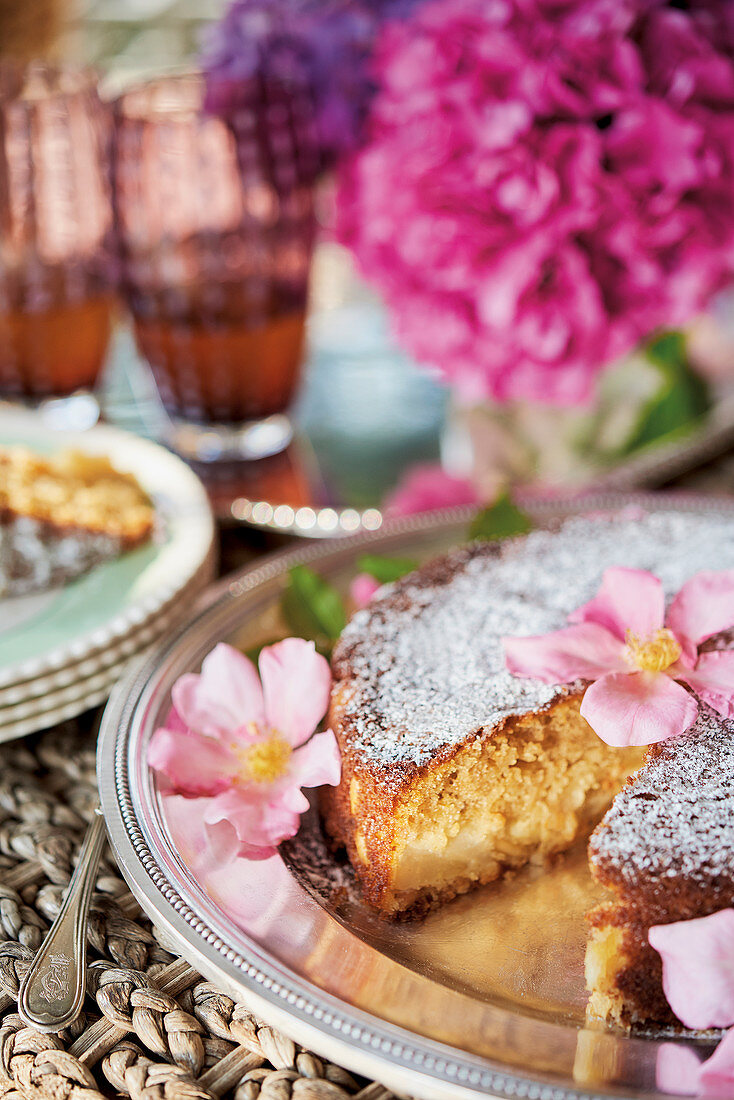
[0,405,215,688]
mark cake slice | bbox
[585,707,734,1029]
[0,445,154,597]
[322,509,734,920]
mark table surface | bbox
[1,448,733,1100]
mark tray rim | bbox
[98,492,732,1100]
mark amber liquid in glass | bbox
[132,294,307,425]
[0,295,113,397]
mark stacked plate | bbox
[0,406,216,741]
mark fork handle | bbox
[18,811,107,1033]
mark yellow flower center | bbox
[624,628,681,673]
[240,733,292,784]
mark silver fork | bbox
[18,809,107,1033]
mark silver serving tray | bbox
[98,494,729,1100]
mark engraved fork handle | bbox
[18,810,107,1033]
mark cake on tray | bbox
[0,445,154,597]
[321,506,734,1029]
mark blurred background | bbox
[3,0,734,539]
[0,0,218,75]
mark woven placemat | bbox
[0,714,399,1100]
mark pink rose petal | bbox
[667,571,734,653]
[580,670,698,747]
[162,793,299,939]
[678,651,734,719]
[656,1042,704,1097]
[289,729,342,790]
[649,910,734,1030]
[204,787,301,862]
[503,622,627,684]
[148,726,237,796]
[569,567,666,643]
[173,644,265,739]
[699,1028,734,1098]
[259,639,332,748]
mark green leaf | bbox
[356,554,418,585]
[469,491,533,542]
[624,331,711,454]
[280,565,347,647]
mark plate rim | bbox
[0,549,215,706]
[98,492,728,1100]
[0,410,216,688]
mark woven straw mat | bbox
[0,712,402,1100]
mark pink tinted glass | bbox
[111,74,316,428]
[0,62,113,398]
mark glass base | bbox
[3,391,102,432]
[164,412,294,463]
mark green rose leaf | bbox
[469,491,533,542]
[356,554,418,585]
[281,564,347,649]
[625,331,711,454]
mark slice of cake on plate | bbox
[0,445,154,597]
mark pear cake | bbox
[321,506,734,1037]
[0,445,154,596]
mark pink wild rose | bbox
[148,641,341,862]
[503,566,734,746]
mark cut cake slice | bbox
[0,446,154,597]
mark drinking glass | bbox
[111,74,317,462]
[0,62,114,416]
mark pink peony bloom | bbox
[383,463,480,517]
[148,641,341,862]
[503,567,734,747]
[350,573,381,608]
[649,910,734,1031]
[337,0,734,406]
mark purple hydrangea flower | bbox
[202,0,420,171]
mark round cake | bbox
[321,506,734,1028]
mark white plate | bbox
[0,605,212,739]
[0,684,112,742]
[0,405,215,689]
[0,663,124,724]
[0,549,215,708]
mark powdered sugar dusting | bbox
[589,707,734,889]
[334,510,734,770]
